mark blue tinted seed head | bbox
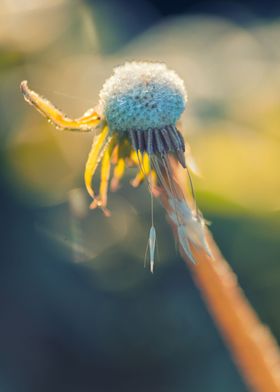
[98,62,187,132]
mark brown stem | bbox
[160,159,280,392]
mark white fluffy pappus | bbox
[99,61,187,132]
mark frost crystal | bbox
[99,62,187,132]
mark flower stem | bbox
[160,161,280,392]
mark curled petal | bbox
[111,158,125,191]
[84,125,110,198]
[20,81,101,131]
[131,152,150,188]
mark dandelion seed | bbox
[20,61,211,267]
[177,225,196,265]
[169,198,213,260]
[148,226,156,273]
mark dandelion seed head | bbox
[99,62,187,132]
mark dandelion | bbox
[20,62,280,392]
[20,61,211,268]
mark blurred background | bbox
[1,0,280,391]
